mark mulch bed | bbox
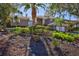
[54,39,79,56]
[0,32,79,56]
[0,33,28,56]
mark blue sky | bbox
[18,5,78,20]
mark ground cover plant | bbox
[51,31,79,42]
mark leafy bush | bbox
[35,25,45,29]
[11,27,30,34]
[52,31,75,42]
[43,29,49,33]
[73,34,79,39]
[35,25,50,31]
[21,27,30,33]
[13,27,22,35]
[64,35,75,42]
[52,31,64,39]
[32,25,50,34]
[34,29,43,34]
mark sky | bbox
[18,4,78,20]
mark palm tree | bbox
[22,3,46,25]
[0,3,19,28]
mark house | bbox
[10,15,54,27]
[36,16,53,25]
[10,16,79,32]
[11,16,29,27]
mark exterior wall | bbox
[11,18,29,27]
[44,18,52,25]
[18,20,28,26]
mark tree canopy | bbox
[49,3,79,18]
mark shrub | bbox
[34,29,43,34]
[64,35,75,42]
[43,29,49,33]
[35,25,45,29]
[52,31,75,42]
[11,27,30,35]
[52,31,64,39]
[21,27,30,33]
[73,34,79,39]
[32,25,50,34]
[13,27,22,35]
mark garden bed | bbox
[48,38,79,56]
[0,33,31,56]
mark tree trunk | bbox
[32,4,36,25]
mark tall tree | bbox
[49,3,79,32]
[21,3,46,25]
